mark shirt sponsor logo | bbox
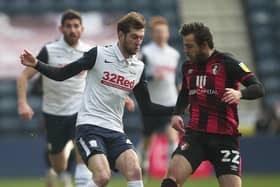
[101,71,135,92]
[189,88,218,96]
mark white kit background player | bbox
[17,9,95,187]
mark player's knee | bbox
[125,165,142,180]
[93,172,111,187]
[52,163,67,173]
[161,178,177,187]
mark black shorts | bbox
[142,115,171,136]
[173,129,241,177]
[76,125,134,171]
[43,112,77,154]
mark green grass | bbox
[0,175,279,187]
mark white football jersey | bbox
[42,39,91,115]
[76,44,144,133]
[142,42,180,106]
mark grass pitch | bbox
[0,174,279,187]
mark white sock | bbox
[45,168,57,186]
[127,180,144,187]
[59,171,73,187]
[74,164,96,187]
[85,181,97,187]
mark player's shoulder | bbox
[216,50,240,65]
[44,39,61,48]
[97,44,114,57]
[78,41,92,51]
[166,45,180,57]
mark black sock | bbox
[161,178,177,187]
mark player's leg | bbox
[161,154,192,187]
[115,149,143,187]
[73,141,96,187]
[44,113,73,173]
[161,130,204,186]
[44,148,57,187]
[208,134,242,187]
[165,121,179,161]
[218,174,241,187]
[87,154,111,187]
[76,125,112,187]
[107,130,143,187]
[138,116,159,174]
[59,141,74,187]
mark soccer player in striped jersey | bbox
[19,12,174,187]
[161,22,265,187]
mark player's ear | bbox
[81,25,84,32]
[118,30,124,40]
[201,41,208,49]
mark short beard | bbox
[123,36,136,56]
[194,52,208,64]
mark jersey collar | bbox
[60,38,85,52]
[113,43,126,62]
[113,43,138,65]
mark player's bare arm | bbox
[125,96,135,112]
[17,67,38,120]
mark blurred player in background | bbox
[138,16,180,174]
[161,22,265,187]
[20,11,174,187]
[45,141,74,187]
[17,9,95,187]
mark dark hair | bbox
[180,22,214,49]
[149,16,169,29]
[61,9,82,25]
[117,11,146,34]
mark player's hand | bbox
[221,88,242,104]
[18,102,34,120]
[20,50,38,67]
[125,97,135,112]
[171,115,185,134]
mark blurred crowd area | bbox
[0,0,280,137]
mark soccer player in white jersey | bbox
[139,16,180,174]
[20,12,174,187]
[17,9,95,187]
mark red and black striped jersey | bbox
[181,50,254,135]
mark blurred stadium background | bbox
[0,0,279,186]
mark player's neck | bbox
[118,42,132,59]
[63,38,79,48]
[154,41,167,48]
[207,49,215,58]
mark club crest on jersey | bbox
[180,141,189,150]
[188,69,193,74]
[101,71,135,92]
[211,63,220,75]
